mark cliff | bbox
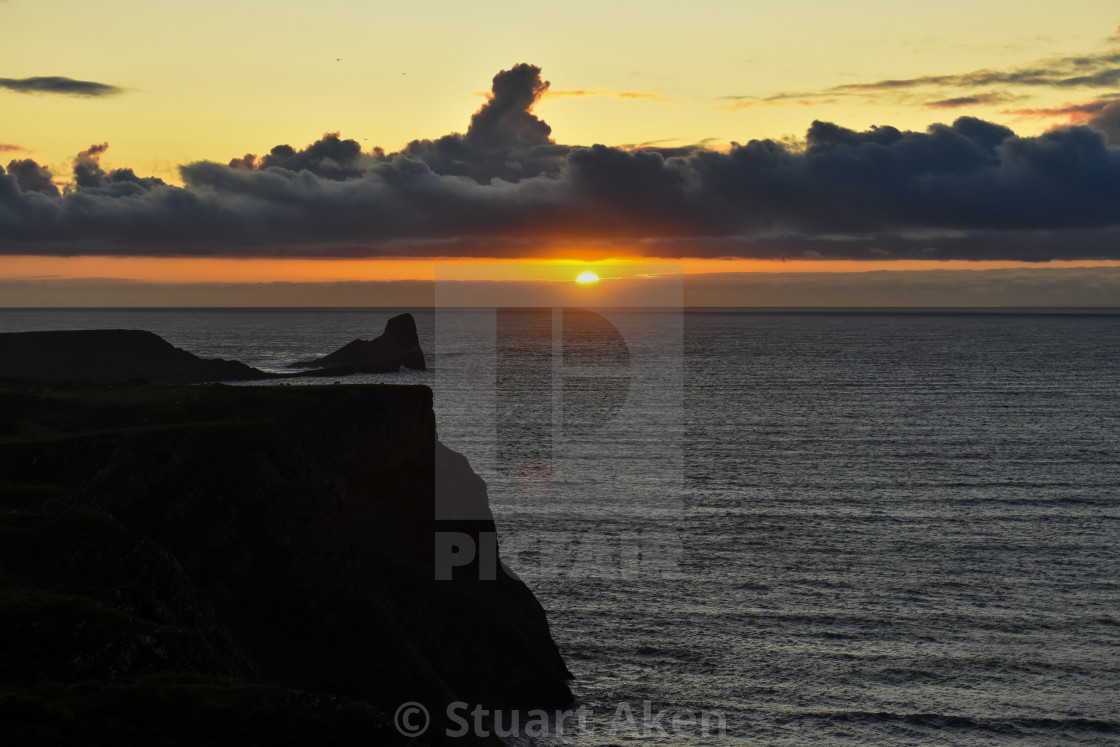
[0,315,428,385]
[290,313,427,373]
[0,382,571,745]
[0,329,267,384]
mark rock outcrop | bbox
[0,382,571,746]
[0,329,267,384]
[290,312,427,373]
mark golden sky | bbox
[3,0,1117,183]
[3,2,1120,305]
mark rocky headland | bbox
[0,381,572,745]
[0,312,427,385]
[0,329,267,384]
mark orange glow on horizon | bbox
[3,255,1120,286]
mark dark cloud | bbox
[924,94,1010,109]
[0,76,123,97]
[829,50,1120,94]
[1085,101,1120,144]
[256,132,365,179]
[6,159,59,197]
[1004,100,1115,118]
[730,43,1120,107]
[72,143,110,188]
[228,153,257,170]
[4,64,1120,261]
[400,63,567,183]
[0,143,25,153]
[1002,98,1120,144]
[1057,69,1120,87]
[67,142,166,195]
[466,63,553,148]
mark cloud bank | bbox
[4,63,1120,260]
[0,76,123,97]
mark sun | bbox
[576,271,600,284]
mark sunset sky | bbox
[3,0,1120,305]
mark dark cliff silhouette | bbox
[0,312,427,386]
[0,328,268,384]
[0,382,572,745]
[290,312,427,374]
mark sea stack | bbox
[289,312,427,373]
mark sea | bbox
[1,307,1118,746]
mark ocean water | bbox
[1,307,1118,745]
